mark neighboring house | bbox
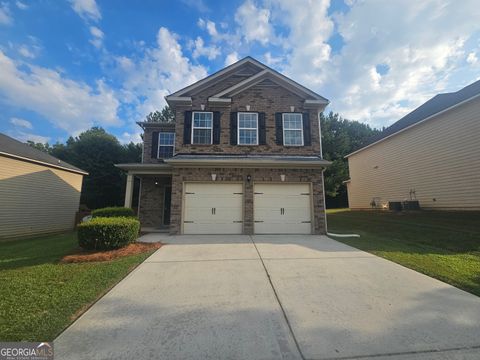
[117,57,331,234]
[0,133,87,240]
[345,80,480,210]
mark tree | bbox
[146,105,174,123]
[26,141,51,153]
[321,112,380,208]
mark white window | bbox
[158,132,175,158]
[283,113,304,146]
[192,112,213,144]
[238,112,258,145]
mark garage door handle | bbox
[211,208,216,215]
[254,192,264,194]
[185,192,195,194]
[233,220,243,223]
[301,193,310,195]
[184,221,194,223]
[254,221,264,223]
[301,221,311,223]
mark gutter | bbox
[164,158,332,169]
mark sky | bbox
[1,0,480,145]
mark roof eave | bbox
[164,158,331,168]
[0,152,88,175]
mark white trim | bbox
[191,111,213,145]
[157,131,176,158]
[282,113,304,147]
[237,112,259,145]
[166,57,267,98]
[0,151,88,175]
[212,69,329,102]
[345,90,480,158]
[318,112,323,157]
[165,157,331,168]
[208,97,232,104]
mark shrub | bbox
[91,207,135,218]
[77,217,140,250]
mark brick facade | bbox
[139,176,171,227]
[135,60,328,235]
[174,83,321,155]
[170,167,326,235]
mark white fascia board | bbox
[345,91,480,158]
[165,96,192,105]
[165,158,331,168]
[208,97,232,105]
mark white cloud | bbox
[467,51,478,65]
[116,27,207,120]
[0,3,12,25]
[9,130,50,144]
[18,45,35,58]
[0,51,120,134]
[69,0,101,22]
[89,25,104,48]
[181,0,210,13]
[223,0,480,127]
[192,36,220,60]
[224,51,239,66]
[235,0,274,45]
[10,117,33,129]
[15,1,28,10]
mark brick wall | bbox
[139,177,171,227]
[174,83,321,155]
[170,167,326,235]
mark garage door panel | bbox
[254,183,312,234]
[184,183,243,234]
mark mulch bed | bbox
[60,242,162,263]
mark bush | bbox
[78,217,140,250]
[91,207,135,218]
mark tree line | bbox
[28,108,379,209]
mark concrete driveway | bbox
[55,235,480,360]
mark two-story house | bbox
[117,57,331,235]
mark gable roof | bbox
[0,133,87,175]
[165,56,329,108]
[346,79,480,157]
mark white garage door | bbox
[254,183,312,234]
[183,183,243,234]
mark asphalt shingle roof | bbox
[0,133,87,174]
[367,79,480,146]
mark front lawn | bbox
[327,210,480,297]
[0,232,155,341]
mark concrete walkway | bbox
[55,235,480,360]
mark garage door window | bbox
[238,112,258,145]
[192,112,213,144]
[283,113,304,146]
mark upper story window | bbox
[192,112,213,144]
[238,112,258,145]
[282,113,304,146]
[158,132,175,158]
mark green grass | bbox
[0,232,155,341]
[327,210,480,296]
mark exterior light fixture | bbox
[211,173,217,181]
[246,105,251,111]
[246,175,252,182]
[290,106,295,112]
[200,104,205,110]
[280,174,286,182]
[155,181,159,185]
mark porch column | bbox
[124,174,134,208]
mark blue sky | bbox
[1,0,480,144]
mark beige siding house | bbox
[346,80,480,210]
[0,133,87,240]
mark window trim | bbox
[191,111,213,145]
[282,113,304,146]
[157,132,175,158]
[237,112,259,146]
